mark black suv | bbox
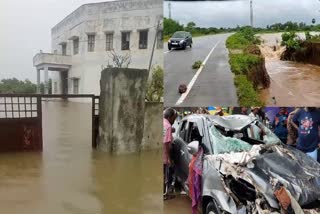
[168,31,192,50]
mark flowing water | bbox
[0,101,162,214]
[259,33,320,106]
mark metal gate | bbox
[0,94,99,152]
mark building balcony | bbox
[33,53,72,71]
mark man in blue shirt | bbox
[292,107,320,160]
[273,107,289,144]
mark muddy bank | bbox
[244,45,270,89]
[281,41,320,66]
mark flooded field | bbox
[259,33,320,106]
[0,101,162,214]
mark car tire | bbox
[182,43,186,50]
[168,45,172,50]
[205,199,221,214]
[190,43,192,48]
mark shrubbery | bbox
[145,66,163,102]
[226,27,264,105]
[192,60,202,69]
[234,75,263,106]
[281,32,301,50]
[229,54,261,75]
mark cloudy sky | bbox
[0,0,111,82]
[0,0,319,82]
[164,0,320,28]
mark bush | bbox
[164,18,184,37]
[226,27,260,49]
[192,60,202,69]
[229,54,262,75]
[145,66,163,102]
[234,75,263,106]
[281,32,301,50]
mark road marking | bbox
[175,41,220,106]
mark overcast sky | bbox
[0,0,319,82]
[0,0,111,82]
[164,0,320,28]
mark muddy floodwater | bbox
[0,102,162,214]
[259,33,320,106]
[164,194,191,214]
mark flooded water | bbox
[259,34,320,106]
[0,101,162,214]
[164,194,191,214]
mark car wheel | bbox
[168,45,172,50]
[190,43,192,48]
[182,43,186,50]
[205,199,221,214]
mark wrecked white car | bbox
[171,114,320,214]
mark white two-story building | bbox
[33,0,163,95]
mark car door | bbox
[172,119,191,184]
[173,118,204,185]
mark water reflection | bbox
[164,0,319,27]
[0,102,162,214]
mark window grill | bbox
[139,30,148,49]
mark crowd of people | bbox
[163,107,320,201]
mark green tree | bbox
[0,78,37,94]
[146,66,163,102]
[163,18,184,36]
[185,21,196,33]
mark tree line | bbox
[0,78,51,94]
[164,18,320,37]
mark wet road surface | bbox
[164,33,238,107]
[259,33,320,106]
[0,101,162,214]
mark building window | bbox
[88,34,95,52]
[73,78,79,94]
[73,38,79,55]
[139,30,148,49]
[61,43,67,55]
[121,32,130,50]
[105,33,113,51]
[54,82,58,94]
[157,30,163,49]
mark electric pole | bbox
[169,1,172,19]
[250,0,253,27]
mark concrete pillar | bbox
[98,68,149,154]
[36,69,41,94]
[44,66,49,94]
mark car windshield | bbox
[172,32,186,38]
[209,121,280,155]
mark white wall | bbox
[49,0,163,95]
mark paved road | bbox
[164,33,238,107]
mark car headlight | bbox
[179,40,184,44]
[168,39,171,43]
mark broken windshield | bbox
[209,125,252,154]
[209,122,280,155]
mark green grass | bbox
[229,54,262,75]
[226,29,265,106]
[226,33,252,49]
[234,75,263,106]
[192,60,202,69]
